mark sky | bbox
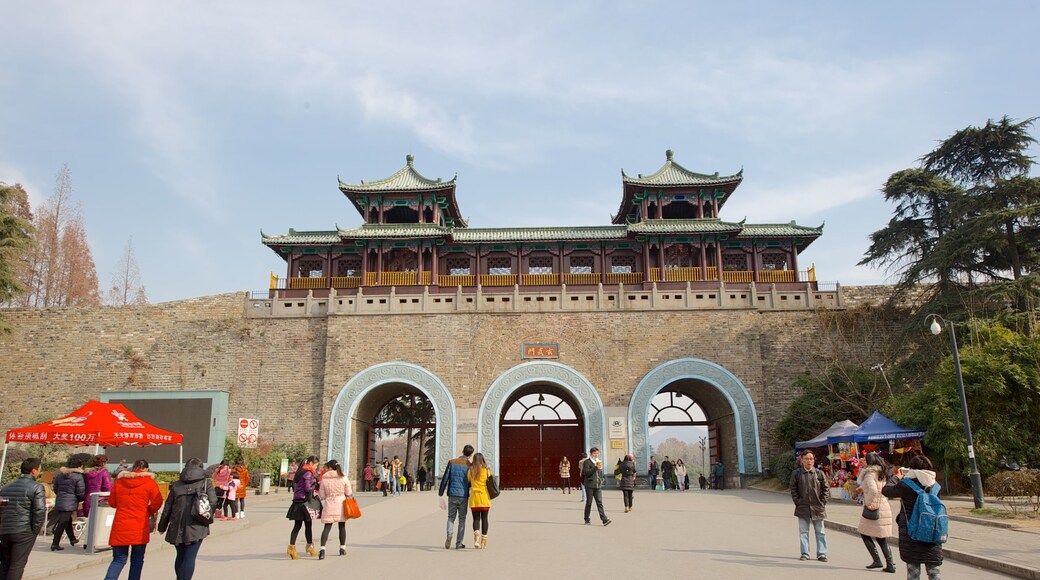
[2,2,1037,304]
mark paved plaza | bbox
[22,487,1033,580]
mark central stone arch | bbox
[629,358,762,483]
[328,362,456,479]
[478,361,605,476]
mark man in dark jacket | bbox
[582,447,611,526]
[790,450,828,561]
[50,456,86,550]
[661,457,673,490]
[0,457,46,580]
[438,444,473,549]
[883,454,943,579]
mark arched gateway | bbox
[478,361,606,482]
[629,358,762,487]
[328,362,456,480]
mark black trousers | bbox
[584,488,607,523]
[622,489,634,508]
[51,511,77,547]
[1,531,38,580]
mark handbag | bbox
[304,493,323,520]
[486,472,500,500]
[862,504,880,521]
[343,497,362,520]
[191,483,214,525]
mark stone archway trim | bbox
[328,362,457,477]
[477,361,606,476]
[628,358,761,477]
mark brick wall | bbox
[0,287,899,472]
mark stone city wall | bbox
[0,286,900,472]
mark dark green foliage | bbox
[0,182,34,332]
[889,322,1040,478]
[770,450,797,484]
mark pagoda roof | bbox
[338,223,450,239]
[338,155,467,227]
[453,226,626,243]
[736,221,824,238]
[260,229,341,245]
[614,150,743,224]
[628,219,744,234]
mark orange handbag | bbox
[343,497,362,519]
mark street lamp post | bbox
[927,314,985,509]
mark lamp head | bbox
[929,319,942,336]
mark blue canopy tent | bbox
[852,411,926,442]
[795,419,860,449]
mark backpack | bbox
[903,479,948,544]
[191,482,214,525]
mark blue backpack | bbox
[903,479,948,544]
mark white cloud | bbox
[723,166,891,223]
[0,163,45,207]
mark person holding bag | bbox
[157,458,218,580]
[467,453,493,549]
[285,455,320,560]
[316,459,352,559]
[104,459,163,580]
[857,452,896,573]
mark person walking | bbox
[790,450,828,562]
[362,463,374,492]
[467,453,493,549]
[883,455,944,580]
[104,459,163,580]
[648,456,659,491]
[380,459,391,497]
[286,461,298,493]
[82,454,113,518]
[858,452,896,573]
[661,456,674,490]
[232,458,250,519]
[285,455,320,559]
[50,455,86,551]
[698,474,707,490]
[582,447,611,527]
[675,459,688,491]
[157,457,217,580]
[577,452,588,501]
[211,460,232,520]
[559,456,572,494]
[438,444,473,549]
[616,453,637,512]
[0,457,46,580]
[391,456,403,496]
[713,460,726,490]
[317,459,352,559]
[417,465,427,491]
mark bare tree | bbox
[17,166,100,307]
[107,238,148,305]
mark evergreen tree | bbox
[0,182,35,332]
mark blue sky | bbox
[2,2,1037,303]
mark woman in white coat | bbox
[317,460,353,559]
[857,452,896,573]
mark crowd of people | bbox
[0,445,950,580]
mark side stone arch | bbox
[629,358,762,477]
[327,362,456,476]
[478,361,605,475]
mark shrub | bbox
[770,450,797,485]
[986,470,1040,515]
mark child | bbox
[221,474,240,519]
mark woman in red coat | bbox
[104,459,163,580]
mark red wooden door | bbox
[500,422,583,489]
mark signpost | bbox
[237,418,259,448]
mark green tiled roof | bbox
[260,229,340,244]
[338,155,456,193]
[338,224,450,238]
[628,219,743,234]
[737,222,824,238]
[453,226,627,242]
[622,150,743,187]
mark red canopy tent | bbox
[1,400,183,482]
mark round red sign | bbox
[239,419,249,429]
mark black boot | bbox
[861,535,883,569]
[879,538,896,573]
